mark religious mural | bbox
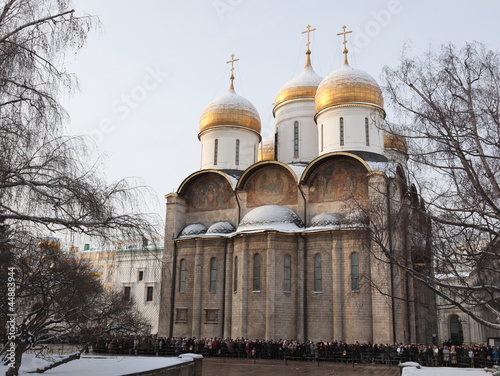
[184,173,235,212]
[308,158,368,203]
[244,165,297,207]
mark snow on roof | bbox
[0,354,193,376]
[280,65,322,90]
[206,221,235,234]
[435,271,472,280]
[319,64,381,90]
[202,88,261,122]
[179,223,207,237]
[237,205,304,233]
[223,173,238,188]
[287,163,307,180]
[366,160,398,178]
[309,213,341,227]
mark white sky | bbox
[62,0,500,222]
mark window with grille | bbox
[253,254,261,291]
[314,254,322,292]
[209,257,217,293]
[124,286,131,301]
[294,121,299,157]
[365,118,370,146]
[146,286,153,302]
[214,139,218,165]
[340,118,344,146]
[179,259,187,293]
[351,253,360,291]
[235,139,240,165]
[284,255,291,292]
[233,256,238,292]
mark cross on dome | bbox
[302,24,316,52]
[301,24,316,68]
[337,25,352,65]
[226,53,239,90]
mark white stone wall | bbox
[274,100,318,164]
[115,249,164,334]
[199,127,260,170]
[316,106,385,156]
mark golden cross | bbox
[337,25,352,64]
[226,54,239,77]
[301,24,316,51]
[226,54,239,89]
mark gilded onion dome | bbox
[315,63,384,116]
[273,50,322,114]
[315,26,384,117]
[199,88,261,134]
[199,59,261,135]
[384,134,408,153]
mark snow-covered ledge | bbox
[399,361,491,376]
[0,354,203,376]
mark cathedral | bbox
[158,26,437,344]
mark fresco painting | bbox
[184,174,234,211]
[245,166,297,207]
[309,159,368,203]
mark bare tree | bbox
[0,1,160,374]
[1,238,150,376]
[0,0,159,239]
[381,42,500,330]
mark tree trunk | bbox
[5,342,27,376]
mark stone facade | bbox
[158,156,437,344]
[158,33,438,344]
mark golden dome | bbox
[199,88,261,134]
[315,64,384,116]
[273,51,322,114]
[384,134,407,153]
[258,142,275,161]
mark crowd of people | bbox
[92,335,500,368]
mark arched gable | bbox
[236,161,298,207]
[177,170,236,212]
[302,153,370,203]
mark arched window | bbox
[235,139,240,165]
[314,254,322,292]
[274,133,279,160]
[340,117,344,146]
[233,256,238,293]
[253,253,261,291]
[179,259,187,293]
[209,257,217,293]
[320,124,324,152]
[283,255,291,292]
[293,121,299,157]
[365,118,370,146]
[214,139,218,165]
[351,253,359,291]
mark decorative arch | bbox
[302,152,371,203]
[237,160,299,207]
[177,170,236,212]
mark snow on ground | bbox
[0,354,192,376]
[402,365,490,376]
